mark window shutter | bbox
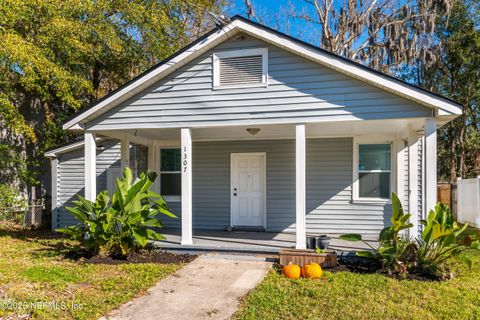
[219,55,263,86]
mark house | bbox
[46,16,462,250]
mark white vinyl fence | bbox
[457,177,480,228]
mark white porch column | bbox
[84,132,96,201]
[120,134,130,173]
[147,144,157,190]
[408,131,420,238]
[181,128,193,245]
[425,118,437,214]
[394,138,405,201]
[295,124,306,249]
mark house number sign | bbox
[183,146,188,172]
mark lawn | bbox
[0,222,183,319]
[235,251,480,320]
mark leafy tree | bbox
[0,0,224,198]
[242,0,453,72]
[411,0,480,181]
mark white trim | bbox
[181,128,193,245]
[84,132,97,201]
[63,18,461,130]
[424,118,437,214]
[212,47,268,89]
[295,124,306,249]
[45,140,87,158]
[395,138,405,203]
[457,178,462,223]
[230,152,267,229]
[50,158,58,231]
[352,136,394,203]
[408,131,420,238]
[154,146,161,193]
[158,147,182,202]
[120,135,130,173]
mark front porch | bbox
[83,118,440,249]
[155,229,378,255]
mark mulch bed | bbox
[65,249,196,265]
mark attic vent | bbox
[219,55,263,86]
[213,48,268,88]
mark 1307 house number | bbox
[183,146,188,172]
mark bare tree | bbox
[244,0,452,73]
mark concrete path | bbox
[102,254,272,320]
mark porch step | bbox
[151,241,281,257]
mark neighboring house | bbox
[46,16,462,249]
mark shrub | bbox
[340,193,414,275]
[57,168,175,257]
[415,203,480,278]
[340,193,480,279]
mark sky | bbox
[225,0,321,46]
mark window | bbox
[212,48,268,88]
[357,144,391,200]
[160,148,181,197]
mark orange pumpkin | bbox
[282,262,301,279]
[301,262,323,279]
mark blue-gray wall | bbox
[87,35,432,131]
[54,140,121,229]
[162,138,393,234]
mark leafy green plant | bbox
[57,168,175,257]
[340,193,414,275]
[341,193,480,279]
[415,203,480,277]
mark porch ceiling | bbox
[96,118,428,144]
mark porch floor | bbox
[154,229,377,255]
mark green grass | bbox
[0,222,183,319]
[236,248,480,319]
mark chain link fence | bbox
[0,199,50,228]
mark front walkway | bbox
[102,254,272,320]
[155,228,377,254]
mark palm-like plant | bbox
[416,203,480,276]
[340,193,414,274]
[57,168,176,257]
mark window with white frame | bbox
[357,144,391,199]
[212,48,268,88]
[160,148,181,197]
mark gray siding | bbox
[55,138,395,235]
[161,139,296,231]
[88,35,432,131]
[162,138,390,234]
[55,141,121,229]
[306,138,391,234]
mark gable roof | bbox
[63,15,462,131]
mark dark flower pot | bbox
[306,236,317,249]
[316,235,331,250]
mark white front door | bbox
[231,153,266,227]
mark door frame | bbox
[230,152,267,229]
